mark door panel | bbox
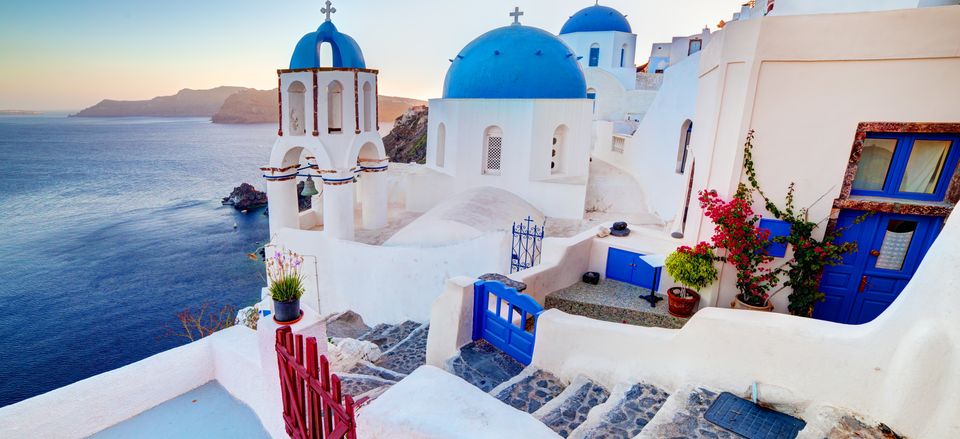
[815,210,942,324]
[606,248,634,283]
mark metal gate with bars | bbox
[510,216,544,273]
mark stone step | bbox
[635,386,739,439]
[359,320,422,351]
[568,382,670,439]
[490,368,566,414]
[337,373,397,398]
[533,376,611,438]
[323,311,372,340]
[446,340,524,393]
[346,360,408,382]
[372,324,430,375]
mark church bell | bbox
[300,175,319,197]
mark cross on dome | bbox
[510,7,524,26]
[321,0,337,21]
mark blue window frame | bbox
[619,48,625,67]
[586,92,596,100]
[589,47,600,67]
[851,133,960,202]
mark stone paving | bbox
[359,320,422,351]
[576,383,670,439]
[493,370,566,414]
[826,415,905,439]
[642,387,739,439]
[346,361,407,382]
[373,324,429,375]
[536,378,610,438]
[323,311,371,340]
[338,374,396,397]
[448,340,525,392]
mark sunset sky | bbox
[0,0,746,111]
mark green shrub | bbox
[665,242,718,296]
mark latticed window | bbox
[612,136,625,153]
[484,127,503,175]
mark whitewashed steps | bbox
[568,382,670,439]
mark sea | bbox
[0,115,276,407]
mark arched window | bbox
[676,120,693,174]
[620,44,628,68]
[327,81,343,133]
[363,82,374,132]
[436,123,446,168]
[483,126,503,175]
[551,125,567,175]
[287,81,306,136]
[589,43,600,67]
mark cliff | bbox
[383,106,428,164]
[211,90,425,125]
[72,87,248,117]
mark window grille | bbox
[486,136,503,174]
[612,136,625,153]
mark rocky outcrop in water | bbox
[383,106,428,163]
[222,183,268,211]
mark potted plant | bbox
[699,184,780,312]
[664,242,718,318]
[266,248,305,324]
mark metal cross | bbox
[321,0,337,21]
[510,7,523,25]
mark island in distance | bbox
[71,86,425,124]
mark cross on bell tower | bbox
[322,0,337,21]
[510,7,524,26]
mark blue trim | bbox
[472,280,542,365]
[759,218,791,258]
[321,176,355,183]
[359,165,389,171]
[851,133,960,202]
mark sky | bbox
[0,0,746,111]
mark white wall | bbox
[272,227,510,324]
[768,0,958,16]
[560,31,638,90]
[583,69,658,122]
[592,53,701,222]
[425,98,593,219]
[685,6,960,311]
[0,326,286,439]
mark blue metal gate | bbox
[472,280,543,365]
[510,216,544,273]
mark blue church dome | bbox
[289,21,366,69]
[443,25,587,99]
[560,5,632,35]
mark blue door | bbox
[606,248,659,291]
[815,210,942,324]
[472,281,543,365]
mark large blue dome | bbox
[560,5,632,34]
[289,21,366,69]
[443,25,587,99]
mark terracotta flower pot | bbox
[667,287,701,318]
[730,296,774,312]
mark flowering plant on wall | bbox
[267,248,305,302]
[698,184,781,307]
[741,130,864,316]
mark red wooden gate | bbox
[276,326,359,439]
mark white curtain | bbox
[900,140,949,194]
[853,141,895,191]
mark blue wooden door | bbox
[606,248,658,290]
[472,281,543,365]
[814,210,942,324]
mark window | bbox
[362,82,374,132]
[589,44,600,67]
[851,133,959,201]
[287,81,306,136]
[612,136,625,153]
[551,126,567,175]
[688,39,702,56]
[436,123,446,168]
[327,81,343,133]
[587,88,597,113]
[619,46,626,68]
[676,120,692,174]
[483,126,503,175]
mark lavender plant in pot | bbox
[664,242,718,318]
[267,249,305,324]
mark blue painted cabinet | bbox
[605,248,658,291]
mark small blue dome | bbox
[289,21,366,69]
[443,25,587,99]
[560,5,632,35]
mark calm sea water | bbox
[0,115,275,407]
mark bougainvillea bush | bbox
[698,184,780,307]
